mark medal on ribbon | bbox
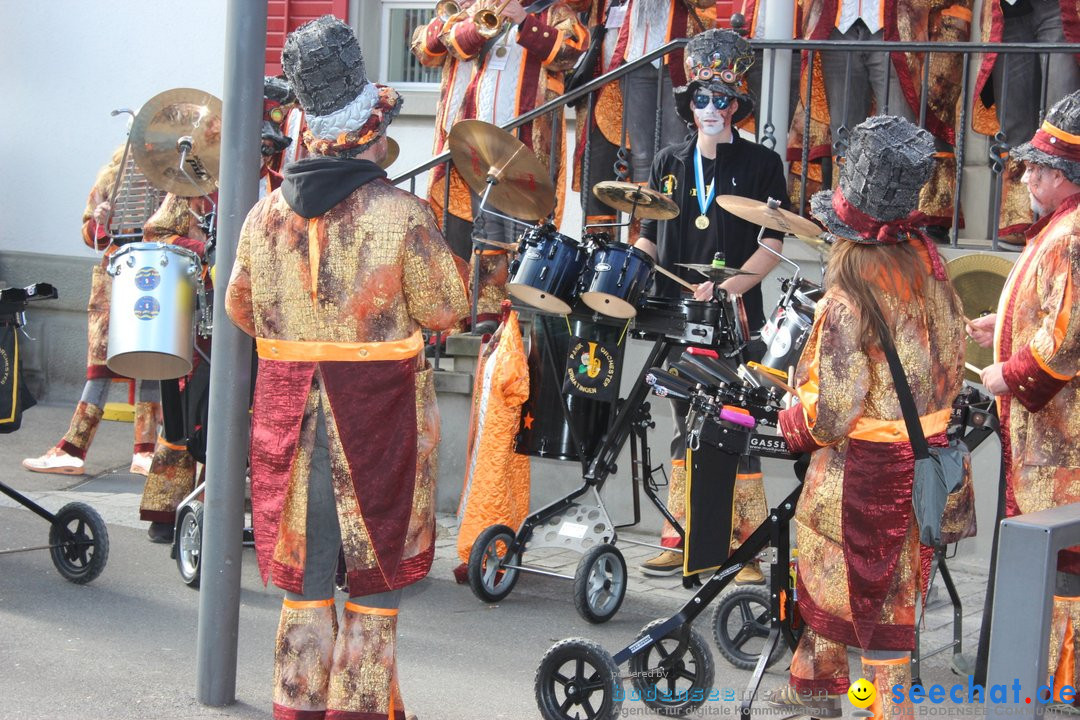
[694,146,715,230]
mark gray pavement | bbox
[0,403,993,718]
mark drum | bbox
[106,242,202,380]
[579,242,654,319]
[515,316,621,462]
[758,278,823,374]
[507,226,588,315]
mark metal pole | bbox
[196,0,264,705]
[760,0,794,170]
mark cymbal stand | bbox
[470,176,536,333]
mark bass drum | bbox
[516,315,623,462]
[758,278,823,375]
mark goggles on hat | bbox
[692,93,734,111]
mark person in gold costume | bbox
[225,16,468,720]
[767,115,968,719]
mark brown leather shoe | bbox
[639,549,683,577]
[734,562,766,585]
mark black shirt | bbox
[640,133,789,329]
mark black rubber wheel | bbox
[712,585,787,670]
[467,523,520,603]
[535,638,623,720]
[573,544,627,624]
[628,618,715,716]
[175,501,204,589]
[49,502,109,584]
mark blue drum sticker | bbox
[134,295,161,320]
[135,267,161,291]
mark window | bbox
[380,1,441,87]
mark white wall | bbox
[0,1,227,257]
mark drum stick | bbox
[965,361,985,376]
[654,264,697,292]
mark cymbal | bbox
[592,181,680,220]
[378,137,400,170]
[448,120,556,222]
[793,233,833,255]
[130,88,222,197]
[675,262,759,283]
[947,253,1015,383]
[716,195,823,238]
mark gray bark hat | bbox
[673,29,755,125]
[1011,90,1080,186]
[281,15,401,156]
[810,115,935,243]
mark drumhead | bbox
[507,283,574,315]
[580,291,639,319]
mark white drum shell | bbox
[106,242,201,380]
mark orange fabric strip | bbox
[308,218,321,305]
[736,473,764,480]
[256,331,423,362]
[344,602,399,616]
[941,5,973,22]
[1055,616,1075,702]
[283,597,335,609]
[861,655,909,666]
[157,435,187,452]
[848,408,952,443]
[1044,120,1080,146]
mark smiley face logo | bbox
[848,678,876,709]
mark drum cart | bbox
[0,284,110,584]
[531,381,999,720]
[466,299,767,624]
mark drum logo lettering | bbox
[526,249,542,260]
[134,267,161,291]
[134,296,161,320]
[594,263,612,272]
[0,344,9,388]
[564,337,618,402]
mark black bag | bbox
[565,23,607,95]
[0,321,36,434]
[871,303,969,547]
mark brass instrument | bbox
[474,0,513,37]
[436,0,461,21]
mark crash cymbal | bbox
[130,88,222,197]
[947,253,1015,383]
[716,195,823,238]
[793,233,833,255]
[448,120,556,222]
[675,262,759,283]
[378,137,400,170]
[592,181,680,220]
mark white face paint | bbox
[693,104,728,137]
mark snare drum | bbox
[106,242,202,380]
[579,242,654,319]
[507,226,588,315]
[758,278,823,374]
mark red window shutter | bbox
[266,0,350,75]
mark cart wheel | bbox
[629,618,714,716]
[175,501,204,589]
[467,524,520,603]
[49,502,109,584]
[712,585,787,670]
[535,638,622,720]
[573,544,627,624]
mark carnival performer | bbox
[22,147,162,477]
[410,0,477,261]
[972,0,1080,246]
[441,0,588,330]
[766,115,967,719]
[455,304,530,580]
[225,16,468,720]
[633,29,785,581]
[968,90,1080,712]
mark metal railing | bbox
[392,37,1079,250]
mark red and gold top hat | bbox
[1012,90,1080,185]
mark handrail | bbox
[390,37,1079,186]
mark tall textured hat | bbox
[674,29,755,125]
[810,115,948,277]
[281,15,402,157]
[1012,90,1080,185]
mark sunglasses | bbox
[692,93,734,111]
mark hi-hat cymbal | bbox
[716,195,823,238]
[448,120,556,222]
[675,262,759,283]
[592,181,680,220]
[130,88,222,197]
[378,137,400,170]
[947,253,1015,383]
